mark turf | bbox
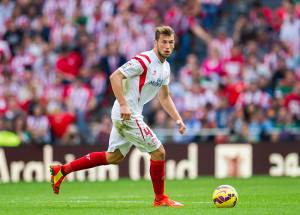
[0,176,299,215]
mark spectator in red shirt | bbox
[220,81,245,107]
[284,83,300,120]
[48,107,76,143]
[222,45,244,84]
[275,0,298,27]
[56,45,82,83]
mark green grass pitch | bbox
[0,176,299,215]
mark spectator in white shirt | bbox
[280,9,300,56]
[27,104,51,144]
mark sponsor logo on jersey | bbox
[149,78,163,87]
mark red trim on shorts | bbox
[133,57,148,94]
[138,54,151,63]
[135,118,145,141]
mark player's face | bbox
[155,34,175,59]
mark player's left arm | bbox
[158,85,186,135]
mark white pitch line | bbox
[57,200,212,204]
[7,199,213,204]
[69,196,142,200]
[55,200,149,204]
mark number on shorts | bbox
[143,127,153,137]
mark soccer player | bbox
[50,25,186,207]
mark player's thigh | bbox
[113,119,162,153]
[108,125,132,156]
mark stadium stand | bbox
[0,0,299,145]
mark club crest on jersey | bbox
[152,70,157,76]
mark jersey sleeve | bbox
[118,59,144,78]
[162,64,171,85]
[162,74,170,85]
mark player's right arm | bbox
[109,70,132,120]
[110,59,144,120]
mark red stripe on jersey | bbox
[138,54,151,63]
[133,57,148,94]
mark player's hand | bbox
[120,104,132,120]
[176,119,186,135]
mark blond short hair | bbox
[155,25,175,41]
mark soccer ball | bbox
[212,185,238,208]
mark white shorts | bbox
[107,118,162,156]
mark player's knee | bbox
[106,150,124,164]
[150,146,165,160]
[110,157,124,164]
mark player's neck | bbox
[153,48,166,63]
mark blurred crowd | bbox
[0,0,299,145]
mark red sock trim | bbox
[150,159,165,200]
[62,152,108,175]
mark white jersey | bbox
[111,49,170,120]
